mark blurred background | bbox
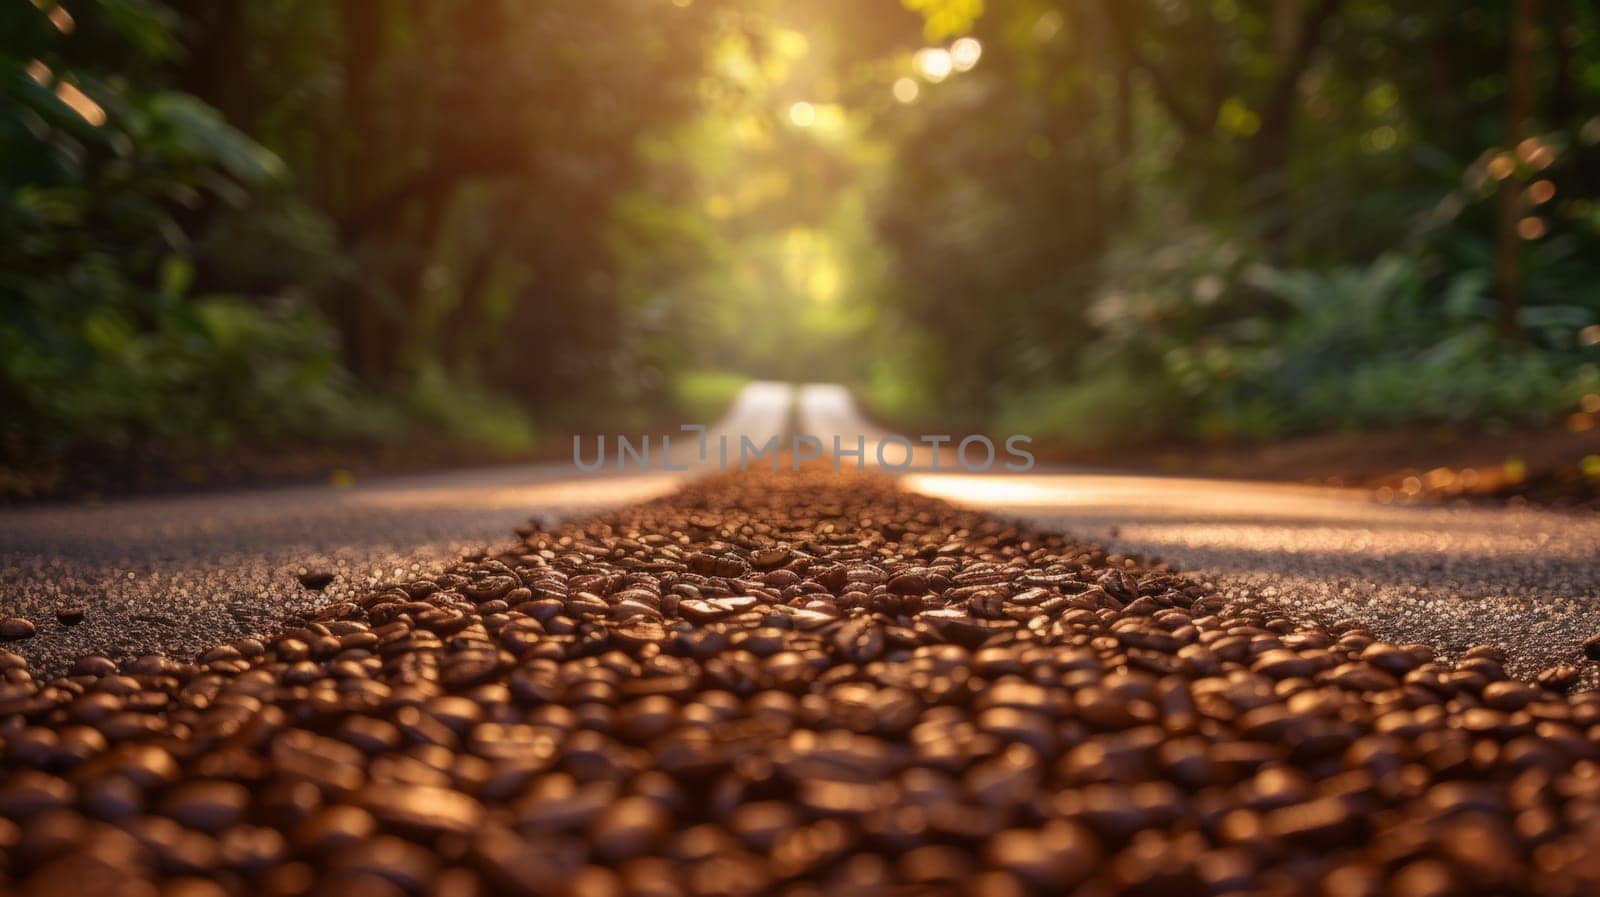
[3,0,1598,498]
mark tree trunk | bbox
[337,0,391,381]
[1247,0,1345,248]
[1549,0,1573,129]
[173,2,244,126]
[1099,0,1210,139]
[1496,0,1540,339]
[1113,53,1136,215]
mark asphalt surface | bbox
[0,382,792,674]
[798,386,1600,679]
[4,380,1597,679]
[906,473,1600,679]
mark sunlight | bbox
[893,77,920,104]
[914,47,953,83]
[30,0,74,33]
[788,101,817,127]
[55,79,106,126]
[950,37,982,72]
[782,228,844,304]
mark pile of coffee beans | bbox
[1,469,1598,896]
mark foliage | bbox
[7,0,1600,478]
[405,362,536,456]
[1035,233,1600,447]
[996,369,1183,452]
[0,0,354,464]
[870,0,1600,448]
[672,371,753,425]
[1,0,704,475]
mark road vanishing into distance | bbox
[6,380,1600,895]
[4,381,1598,677]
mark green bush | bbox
[996,370,1186,453]
[1036,229,1600,448]
[671,370,751,424]
[405,363,537,456]
[0,36,387,464]
[0,5,547,472]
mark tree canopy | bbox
[3,0,1598,480]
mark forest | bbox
[4,0,1598,491]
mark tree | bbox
[1495,0,1540,338]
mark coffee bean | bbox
[326,834,438,893]
[0,617,37,640]
[362,785,483,837]
[162,779,249,829]
[0,468,1593,895]
[296,805,378,854]
[592,796,671,860]
[298,569,337,590]
[1536,663,1580,691]
[985,820,1099,888]
[1252,649,1314,679]
[0,770,73,816]
[750,546,792,569]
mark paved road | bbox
[0,382,794,674]
[904,472,1600,677]
[795,384,1600,677]
[5,380,1597,678]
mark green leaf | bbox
[159,255,193,300]
[1,63,104,141]
[145,92,286,184]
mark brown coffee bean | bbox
[1536,663,1580,691]
[298,570,336,590]
[295,805,377,855]
[1581,633,1600,661]
[984,820,1099,889]
[161,779,249,829]
[4,467,1597,896]
[592,796,671,860]
[360,784,483,837]
[0,770,73,816]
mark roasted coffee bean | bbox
[1537,663,1581,691]
[0,468,1594,895]
[161,779,250,829]
[298,569,337,590]
[296,805,378,854]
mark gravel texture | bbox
[806,383,1600,681]
[0,465,682,678]
[0,382,798,678]
[2,468,1600,896]
[901,473,1600,683]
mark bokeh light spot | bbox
[54,80,105,126]
[951,37,982,72]
[914,47,953,83]
[1516,137,1554,170]
[1033,10,1064,42]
